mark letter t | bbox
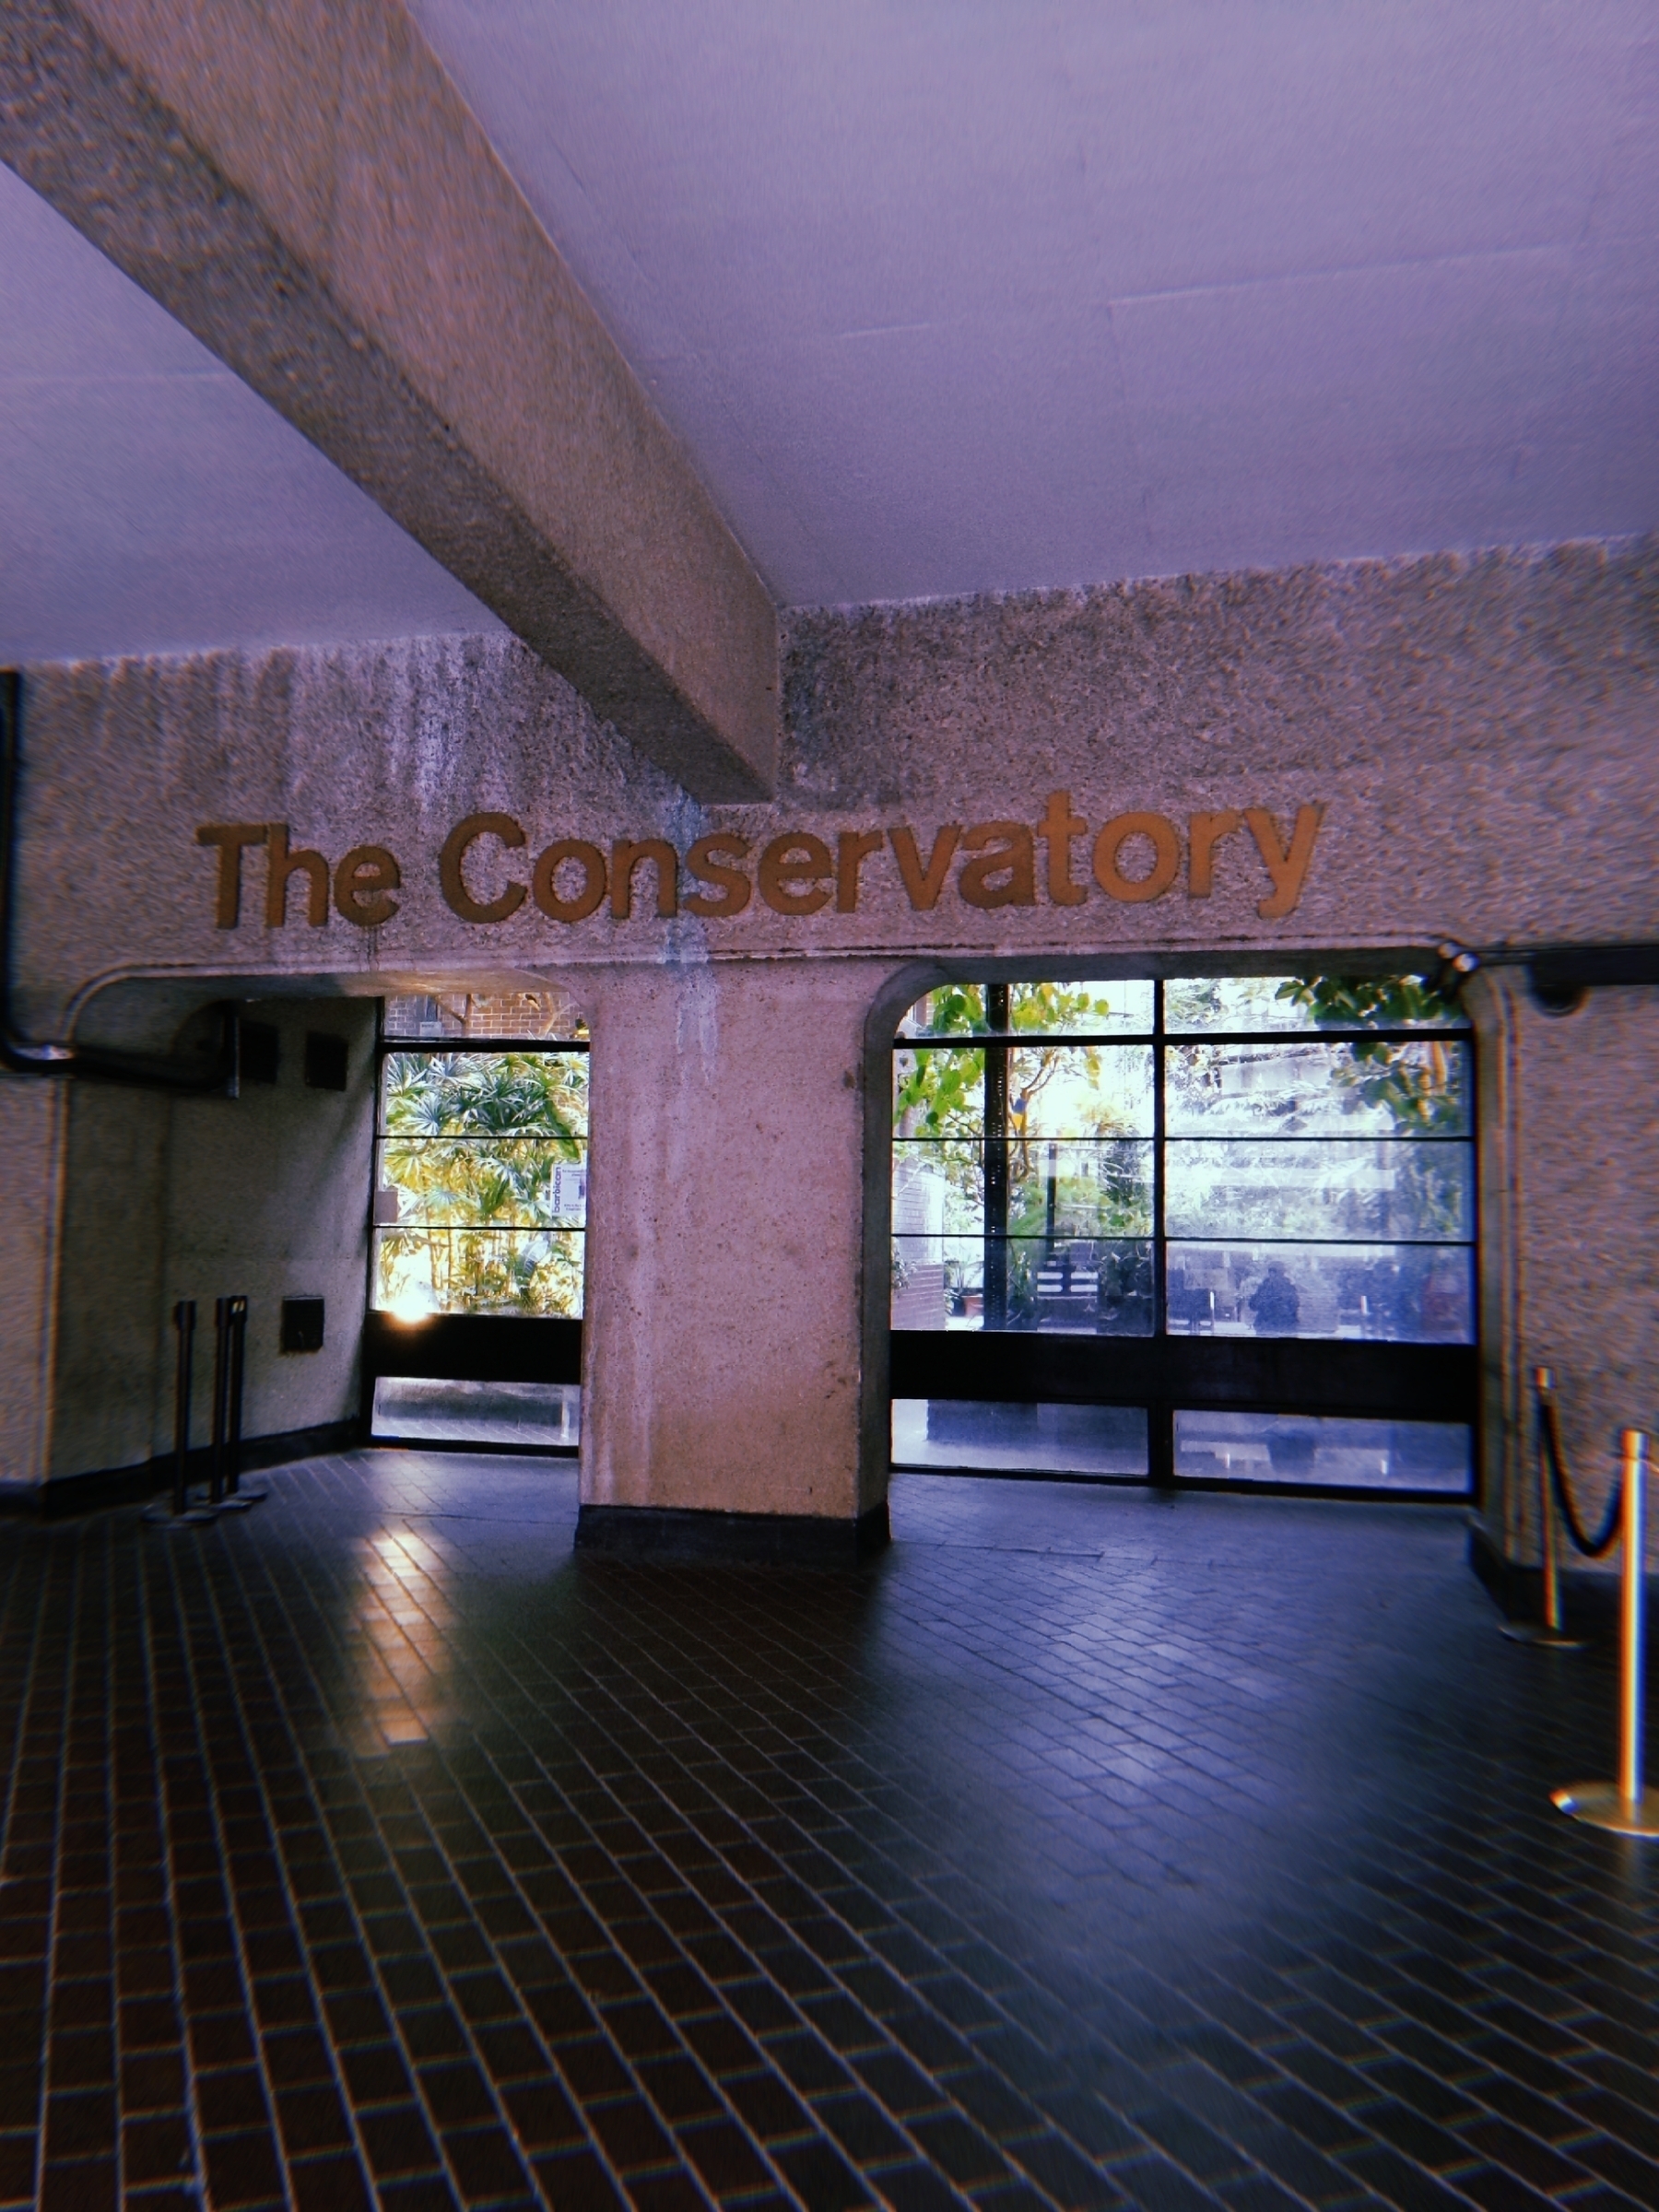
[1038,791,1088,907]
[195,823,268,928]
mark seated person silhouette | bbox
[1248,1260,1301,1335]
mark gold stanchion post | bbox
[1503,1367,1584,1647]
[1553,1429,1659,1837]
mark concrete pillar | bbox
[1468,970,1659,1597]
[577,958,892,1561]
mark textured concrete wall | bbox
[0,0,779,797]
[6,537,1656,1527]
[14,543,1654,1049]
[48,1083,170,1480]
[43,998,376,1483]
[0,1080,65,1490]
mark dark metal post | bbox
[226,1296,247,1493]
[209,1298,230,1506]
[172,1300,196,1515]
[215,1296,265,1511]
[983,985,1009,1330]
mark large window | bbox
[373,994,589,1319]
[364,993,587,1452]
[894,974,1471,1343]
[890,973,1477,1494]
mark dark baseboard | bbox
[6,1419,364,1520]
[1467,1517,1532,1618]
[369,1436,578,1460]
[575,1500,890,1567]
[896,1462,1471,1505]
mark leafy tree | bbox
[1275,973,1465,1135]
[893,986,1153,1324]
[376,1051,588,1314]
[894,983,1143,1211]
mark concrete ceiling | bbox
[2,0,1654,667]
[414,0,1657,606]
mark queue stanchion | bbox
[209,1297,230,1507]
[1553,1429,1659,1838]
[144,1300,216,1526]
[1502,1367,1585,1647]
[217,1297,265,1511]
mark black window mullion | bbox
[1149,982,1174,1479]
[983,984,1010,1330]
[1152,979,1167,1337]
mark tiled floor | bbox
[2,1457,1655,2212]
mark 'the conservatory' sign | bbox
[195,796,1325,930]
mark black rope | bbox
[1537,1383,1623,1559]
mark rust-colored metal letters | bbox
[195,795,1325,929]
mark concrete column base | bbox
[574,1500,890,1567]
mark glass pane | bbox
[1165,1039,1470,1137]
[898,980,1155,1037]
[895,1043,1155,1140]
[1166,1241,1473,1342]
[1165,1140,1473,1241]
[894,1044,985,1139]
[894,1235,1154,1334]
[379,1139,588,1228]
[371,1377,581,1448]
[893,1399,1147,1476]
[381,1050,588,1139]
[1174,1410,1470,1493]
[383,989,586,1041]
[1014,1045,1154,1138]
[894,1139,1153,1239]
[1165,974,1467,1032]
[373,1227,585,1317]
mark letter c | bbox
[440,813,527,924]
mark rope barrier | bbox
[1535,1370,1623,1559]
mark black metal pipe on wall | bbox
[0,670,235,1091]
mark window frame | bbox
[887,972,1479,1494]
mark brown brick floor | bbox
[1,1456,1654,2211]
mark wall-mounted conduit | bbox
[1434,940,1659,1017]
[0,669,235,1090]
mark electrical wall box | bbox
[239,1020,279,1085]
[303,1032,348,1090]
[280,1297,325,1353]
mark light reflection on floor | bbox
[344,1527,455,1752]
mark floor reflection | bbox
[342,1527,457,1751]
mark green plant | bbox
[376,1051,588,1313]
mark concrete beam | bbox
[0,0,780,799]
